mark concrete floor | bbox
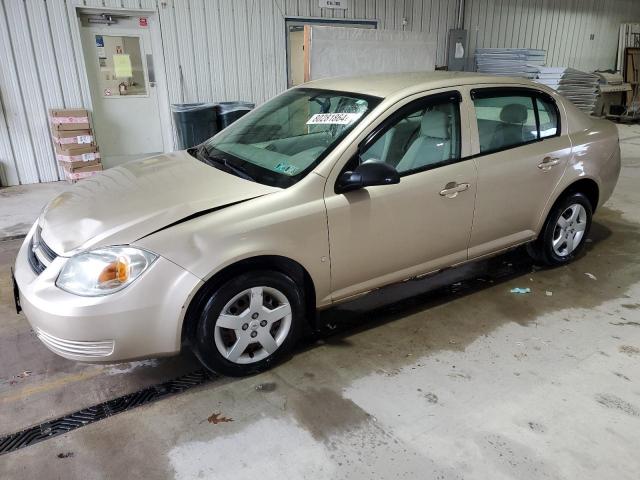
[1,125,640,479]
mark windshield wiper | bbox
[197,146,255,182]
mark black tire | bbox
[190,270,304,377]
[527,192,593,266]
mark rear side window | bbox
[472,90,560,154]
[474,96,537,153]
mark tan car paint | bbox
[322,87,477,301]
[40,151,280,255]
[15,222,203,360]
[465,84,574,258]
[14,72,621,363]
[135,171,334,306]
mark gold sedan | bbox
[14,72,621,376]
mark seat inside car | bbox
[395,110,452,172]
[489,103,535,151]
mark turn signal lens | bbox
[56,247,157,296]
[97,258,130,286]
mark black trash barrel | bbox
[216,101,255,130]
[171,103,218,149]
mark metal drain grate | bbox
[0,369,214,456]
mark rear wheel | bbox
[527,192,592,266]
[191,271,304,376]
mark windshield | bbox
[201,88,381,187]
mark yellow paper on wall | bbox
[113,54,132,78]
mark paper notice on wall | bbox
[455,42,465,59]
[113,54,133,78]
[306,112,362,125]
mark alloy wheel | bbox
[552,203,587,257]
[214,286,292,364]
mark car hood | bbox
[40,151,280,255]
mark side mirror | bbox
[336,160,400,193]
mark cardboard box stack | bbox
[49,109,102,183]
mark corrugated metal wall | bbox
[0,0,458,186]
[464,0,640,71]
[1,0,638,186]
[158,0,460,106]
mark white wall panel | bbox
[0,92,18,187]
[189,0,211,101]
[157,0,182,104]
[0,0,40,184]
[173,0,197,102]
[17,0,59,182]
[464,0,640,71]
[47,0,84,108]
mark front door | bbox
[467,87,572,258]
[324,91,477,301]
[80,14,164,167]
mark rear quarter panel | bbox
[536,100,620,231]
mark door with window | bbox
[468,88,571,258]
[79,14,164,167]
[324,92,477,301]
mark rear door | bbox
[467,87,572,258]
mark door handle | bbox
[538,156,560,170]
[146,54,156,87]
[439,182,470,198]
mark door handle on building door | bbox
[146,54,156,87]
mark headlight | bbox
[56,246,158,296]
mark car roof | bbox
[300,71,541,98]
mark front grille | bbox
[35,328,115,357]
[27,239,45,274]
[27,226,58,275]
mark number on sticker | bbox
[306,113,362,125]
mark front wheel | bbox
[527,192,592,266]
[191,271,304,376]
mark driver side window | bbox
[360,97,461,175]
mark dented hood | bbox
[40,151,279,255]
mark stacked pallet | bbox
[534,68,600,114]
[475,48,546,78]
[49,109,102,183]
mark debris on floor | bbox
[619,345,640,357]
[255,382,277,392]
[423,392,439,404]
[585,272,597,280]
[106,359,159,375]
[546,291,553,296]
[510,287,531,294]
[57,452,74,459]
[207,412,234,424]
[1,370,33,386]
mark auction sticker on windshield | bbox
[306,113,362,125]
